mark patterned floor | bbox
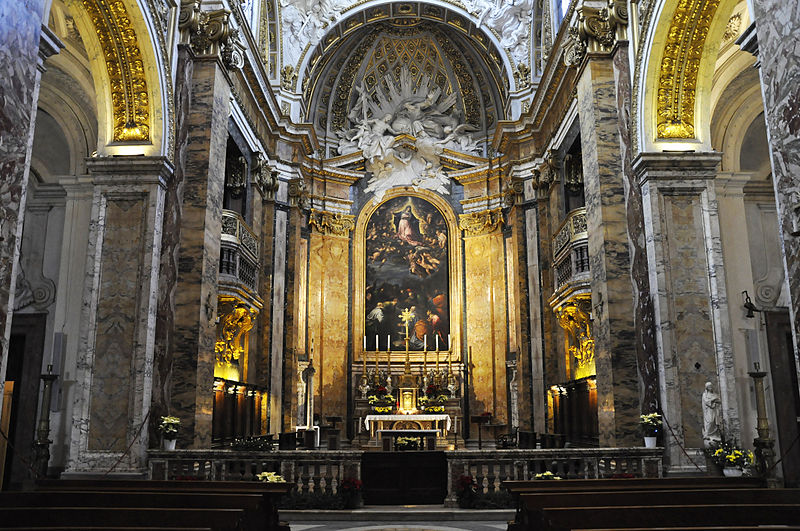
[291,523,508,531]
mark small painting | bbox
[365,196,449,351]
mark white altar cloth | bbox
[363,414,451,435]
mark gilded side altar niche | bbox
[555,296,596,380]
[215,297,258,381]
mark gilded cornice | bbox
[82,0,150,142]
[459,207,504,236]
[308,208,355,236]
[656,0,722,139]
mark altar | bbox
[363,414,452,438]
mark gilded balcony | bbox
[219,209,261,301]
[549,207,590,306]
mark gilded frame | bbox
[352,188,464,365]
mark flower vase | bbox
[644,436,657,448]
[723,467,743,477]
[163,438,177,451]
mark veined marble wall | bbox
[577,56,639,446]
[0,0,47,414]
[635,152,738,472]
[750,0,800,386]
[306,229,350,424]
[464,228,509,424]
[69,158,170,472]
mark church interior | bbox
[2,0,800,517]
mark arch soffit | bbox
[352,187,464,355]
[65,0,167,157]
[296,0,514,94]
[638,0,740,152]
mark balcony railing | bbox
[552,207,589,291]
[147,447,663,506]
[220,210,259,292]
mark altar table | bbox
[363,414,452,437]
[377,429,440,451]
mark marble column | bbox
[306,212,353,426]
[0,1,50,415]
[634,152,738,472]
[748,0,800,385]
[461,211,509,428]
[67,157,172,473]
[577,54,640,446]
[170,55,231,448]
[152,44,193,444]
[281,193,307,431]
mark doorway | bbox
[1,314,46,490]
[765,311,800,486]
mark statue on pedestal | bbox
[702,381,723,448]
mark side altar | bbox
[352,308,466,450]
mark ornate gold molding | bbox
[308,209,355,236]
[459,208,504,236]
[82,0,150,142]
[656,0,722,139]
[554,294,595,380]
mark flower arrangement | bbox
[256,471,285,482]
[158,416,180,439]
[368,386,394,413]
[455,475,478,508]
[534,471,563,480]
[340,478,363,492]
[418,393,447,412]
[640,413,662,437]
[706,440,754,470]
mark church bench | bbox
[33,480,293,531]
[502,476,765,494]
[575,528,800,531]
[0,528,213,531]
[0,507,246,531]
[519,487,800,509]
[533,504,800,531]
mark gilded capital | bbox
[190,9,245,70]
[308,209,355,237]
[281,65,298,92]
[459,208,504,236]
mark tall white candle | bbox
[387,335,391,350]
[375,335,379,351]
[424,336,427,351]
[435,335,439,351]
[363,335,367,350]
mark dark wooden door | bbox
[765,311,800,486]
[361,451,447,505]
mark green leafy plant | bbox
[158,416,180,439]
[640,413,662,437]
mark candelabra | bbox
[749,363,777,486]
[33,365,57,478]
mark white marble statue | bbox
[702,381,723,448]
[341,67,483,199]
[475,0,534,64]
[280,0,347,67]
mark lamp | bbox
[742,290,760,319]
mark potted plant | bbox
[158,415,180,450]
[640,413,662,448]
[706,440,754,477]
[455,475,477,508]
[340,478,363,509]
[256,471,286,482]
[368,385,394,414]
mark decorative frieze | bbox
[308,209,355,236]
[459,208,504,236]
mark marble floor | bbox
[282,505,513,531]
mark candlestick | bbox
[423,346,427,373]
[435,347,439,371]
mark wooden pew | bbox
[32,478,293,531]
[0,507,245,531]
[537,504,800,531]
[504,476,767,529]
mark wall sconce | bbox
[742,290,760,319]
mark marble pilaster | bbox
[67,157,172,473]
[0,1,47,415]
[749,0,800,388]
[281,203,306,430]
[306,226,351,425]
[170,56,231,448]
[152,45,193,444]
[634,152,739,472]
[577,55,640,446]
[268,206,288,432]
[463,223,509,428]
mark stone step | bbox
[280,506,514,522]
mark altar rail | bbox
[148,447,662,503]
